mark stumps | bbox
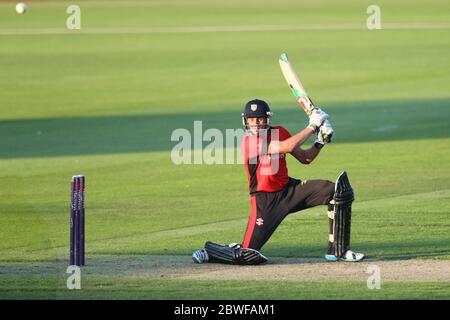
[70,175,85,266]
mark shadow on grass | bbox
[1,98,449,159]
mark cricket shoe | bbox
[325,250,364,262]
[192,249,209,264]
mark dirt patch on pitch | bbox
[159,256,450,283]
[1,255,448,283]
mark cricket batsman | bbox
[192,99,364,265]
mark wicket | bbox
[70,175,85,266]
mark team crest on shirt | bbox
[256,218,264,226]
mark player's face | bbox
[246,117,268,135]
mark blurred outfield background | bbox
[0,0,449,299]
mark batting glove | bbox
[308,108,329,132]
[315,119,334,147]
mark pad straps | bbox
[204,241,268,265]
[330,171,354,257]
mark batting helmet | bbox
[241,99,273,129]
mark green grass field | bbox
[0,0,449,300]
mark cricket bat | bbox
[279,53,333,142]
[279,53,316,116]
